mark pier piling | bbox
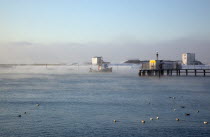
[139,69,210,77]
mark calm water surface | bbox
[0,72,210,137]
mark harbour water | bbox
[0,69,210,137]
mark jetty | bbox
[139,68,210,77]
[139,52,210,77]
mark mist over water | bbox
[0,64,141,74]
[0,66,210,137]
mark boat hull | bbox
[89,68,112,72]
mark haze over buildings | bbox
[0,0,210,64]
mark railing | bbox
[181,65,210,70]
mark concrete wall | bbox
[182,53,195,65]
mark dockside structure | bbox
[139,60,210,76]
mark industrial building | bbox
[141,52,181,70]
[142,60,181,70]
[182,53,202,65]
[182,53,195,65]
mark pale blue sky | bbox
[0,0,210,63]
[1,0,210,43]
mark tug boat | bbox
[89,64,112,72]
[89,56,112,72]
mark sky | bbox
[0,0,210,64]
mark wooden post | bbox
[159,70,160,77]
[139,70,141,76]
[162,70,164,76]
[186,70,188,76]
[195,70,197,76]
[155,70,158,76]
[142,70,145,76]
[204,70,206,77]
[148,70,151,76]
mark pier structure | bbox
[139,58,210,77]
[139,52,210,77]
[139,68,210,77]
